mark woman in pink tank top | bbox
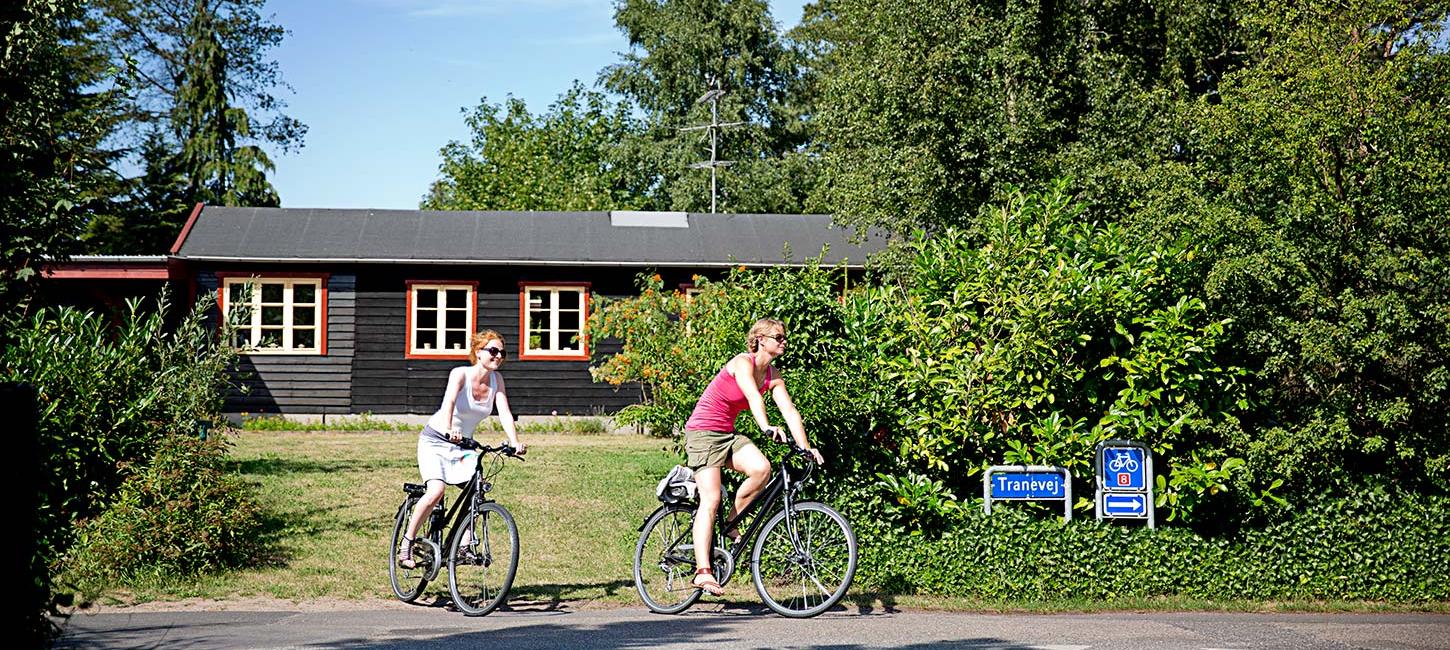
[681,318,825,596]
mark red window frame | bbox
[404,280,479,360]
[215,272,330,356]
[517,281,591,361]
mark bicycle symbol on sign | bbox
[1107,451,1140,473]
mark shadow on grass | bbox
[231,457,399,476]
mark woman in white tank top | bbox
[397,330,526,569]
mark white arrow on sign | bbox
[1104,494,1145,515]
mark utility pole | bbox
[681,78,745,213]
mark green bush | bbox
[854,490,1450,602]
[2,293,240,559]
[1,291,255,614]
[589,262,891,474]
[61,435,266,593]
[864,183,1253,525]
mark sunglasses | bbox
[763,334,787,344]
[483,347,507,359]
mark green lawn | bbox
[78,430,1445,614]
[89,431,680,607]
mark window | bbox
[519,283,589,360]
[221,276,326,355]
[407,281,477,358]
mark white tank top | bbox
[427,368,498,437]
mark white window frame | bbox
[407,282,477,359]
[519,283,589,360]
[221,276,325,355]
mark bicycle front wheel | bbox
[751,501,857,618]
[389,496,432,602]
[633,505,704,614]
[448,502,519,616]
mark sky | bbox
[266,0,808,210]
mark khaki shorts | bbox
[684,429,752,469]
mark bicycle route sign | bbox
[983,465,1072,521]
[1094,439,1155,528]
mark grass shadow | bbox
[231,457,400,476]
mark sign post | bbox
[1094,439,1154,528]
[983,465,1072,521]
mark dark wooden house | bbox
[160,206,882,416]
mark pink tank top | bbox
[685,364,774,432]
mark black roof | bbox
[174,207,883,268]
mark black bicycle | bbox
[632,441,858,618]
[389,439,522,616]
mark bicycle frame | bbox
[427,444,511,555]
[648,449,817,577]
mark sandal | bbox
[692,567,725,596]
[397,536,418,569]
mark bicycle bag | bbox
[655,464,697,504]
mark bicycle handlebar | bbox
[458,438,524,459]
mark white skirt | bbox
[417,434,479,485]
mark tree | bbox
[1,0,121,314]
[806,0,1250,236]
[171,0,278,207]
[1130,1,1450,498]
[83,0,300,252]
[95,0,304,154]
[422,85,647,211]
[601,0,815,213]
[83,128,192,253]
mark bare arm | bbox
[492,374,526,454]
[771,378,824,464]
[438,367,467,440]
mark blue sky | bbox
[266,0,807,210]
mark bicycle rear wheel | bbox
[448,502,519,616]
[389,496,436,602]
[633,505,704,614]
[751,501,857,618]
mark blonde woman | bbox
[397,330,526,568]
[682,318,824,595]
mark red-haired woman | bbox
[397,330,526,568]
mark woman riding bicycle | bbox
[398,330,526,569]
[683,318,825,596]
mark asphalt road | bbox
[54,601,1450,650]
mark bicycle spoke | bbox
[753,502,857,618]
[634,507,704,614]
[449,503,518,616]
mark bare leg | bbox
[400,480,445,565]
[725,444,771,529]
[691,466,725,594]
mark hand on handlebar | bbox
[766,425,788,443]
[772,428,824,465]
[803,446,825,465]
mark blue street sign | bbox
[1101,492,1148,518]
[1094,439,1155,528]
[984,465,1073,521]
[1099,446,1146,492]
[989,471,1066,500]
